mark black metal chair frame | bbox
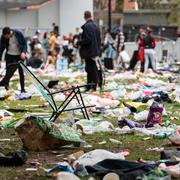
[19,62,93,122]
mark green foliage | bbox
[94,0,123,12]
[137,0,180,27]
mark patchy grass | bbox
[0,73,179,179]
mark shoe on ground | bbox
[21,89,26,93]
[0,82,9,90]
[82,88,91,93]
[89,89,96,93]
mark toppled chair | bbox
[16,62,93,150]
[19,61,92,122]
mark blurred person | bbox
[67,33,74,44]
[76,10,101,92]
[35,30,41,41]
[42,32,50,60]
[128,26,146,72]
[44,50,57,71]
[119,45,130,69]
[67,33,74,63]
[26,43,45,69]
[73,27,82,64]
[135,26,145,42]
[47,50,57,65]
[52,22,59,34]
[136,27,146,72]
[115,27,125,53]
[33,43,45,59]
[77,11,101,91]
[62,35,69,46]
[114,26,125,67]
[144,27,156,72]
[30,35,40,56]
[0,26,27,92]
[103,31,116,70]
[73,27,81,42]
[49,31,56,53]
[61,36,73,64]
[54,32,61,55]
[104,31,114,45]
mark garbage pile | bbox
[0,66,179,179]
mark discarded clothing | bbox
[15,93,32,100]
[46,162,73,176]
[159,162,180,177]
[118,118,143,129]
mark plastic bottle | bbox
[153,132,168,139]
[63,57,68,73]
[60,57,65,73]
[56,55,62,75]
[56,56,68,74]
[163,119,170,127]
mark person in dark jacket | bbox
[77,11,101,91]
[0,27,27,92]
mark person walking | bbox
[136,27,146,72]
[103,31,116,70]
[42,32,50,60]
[128,26,146,72]
[0,26,27,92]
[144,27,156,73]
[114,27,125,68]
[49,31,56,54]
[77,11,101,91]
[73,27,82,64]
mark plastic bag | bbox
[75,149,125,167]
[15,93,31,100]
[169,128,180,146]
[120,50,130,63]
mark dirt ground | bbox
[0,128,83,180]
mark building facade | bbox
[0,0,93,36]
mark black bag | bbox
[47,80,59,89]
[26,58,43,69]
[0,149,28,166]
[104,58,113,70]
[85,159,155,180]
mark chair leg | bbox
[51,86,91,122]
[54,90,79,122]
[73,88,87,119]
[77,86,90,120]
